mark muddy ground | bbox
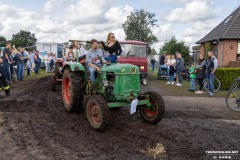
[0,75,240,160]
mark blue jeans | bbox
[176,69,182,84]
[169,74,174,83]
[35,62,39,74]
[27,68,31,76]
[207,74,215,93]
[190,78,196,90]
[151,64,155,72]
[89,67,96,83]
[17,63,24,80]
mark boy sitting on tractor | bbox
[66,46,76,62]
[86,39,110,83]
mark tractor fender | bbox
[62,62,86,73]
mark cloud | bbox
[44,0,70,12]
[161,0,190,3]
[164,0,221,23]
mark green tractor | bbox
[53,42,165,131]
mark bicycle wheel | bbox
[225,89,240,112]
[228,78,240,90]
[204,78,221,93]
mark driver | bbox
[86,39,109,83]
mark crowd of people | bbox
[151,50,218,97]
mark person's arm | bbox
[212,58,218,74]
[100,41,108,51]
[116,41,122,55]
[86,52,98,70]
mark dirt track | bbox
[0,76,240,160]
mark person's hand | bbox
[96,67,101,72]
[106,61,111,65]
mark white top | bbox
[167,59,176,66]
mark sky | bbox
[0,0,240,51]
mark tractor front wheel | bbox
[86,95,110,131]
[62,67,84,112]
[139,91,165,124]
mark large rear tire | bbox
[139,91,165,124]
[62,67,84,112]
[86,95,110,131]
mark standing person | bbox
[26,58,31,77]
[150,58,156,72]
[45,53,51,73]
[86,39,110,83]
[100,32,122,63]
[0,58,10,97]
[188,63,197,92]
[30,50,35,72]
[9,48,15,83]
[206,51,218,97]
[2,42,11,82]
[175,52,184,86]
[0,49,2,58]
[195,55,207,94]
[34,50,40,75]
[15,47,24,81]
[166,55,176,84]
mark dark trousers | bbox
[34,62,39,74]
[197,78,204,91]
[0,76,10,96]
[27,68,30,76]
[4,62,10,81]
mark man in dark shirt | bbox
[150,58,156,72]
[160,52,166,65]
[2,42,11,82]
[175,52,184,86]
[16,47,25,81]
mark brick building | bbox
[196,6,240,67]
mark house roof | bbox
[196,6,240,44]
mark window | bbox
[237,41,240,59]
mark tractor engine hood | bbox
[101,64,140,74]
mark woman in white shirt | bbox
[166,55,176,84]
[45,53,51,73]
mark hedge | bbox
[215,68,240,89]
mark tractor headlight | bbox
[140,66,145,70]
[103,80,109,87]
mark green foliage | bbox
[11,30,37,48]
[205,42,213,58]
[160,37,190,59]
[122,9,158,46]
[0,36,7,47]
[150,48,157,55]
[215,68,240,89]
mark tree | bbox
[160,37,190,59]
[11,30,37,48]
[0,36,7,47]
[122,9,158,46]
[151,48,157,55]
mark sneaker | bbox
[167,82,171,84]
[176,83,182,86]
[195,90,203,94]
[209,93,214,97]
[171,82,174,85]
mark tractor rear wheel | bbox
[62,67,84,112]
[139,91,165,124]
[86,95,110,131]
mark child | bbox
[188,63,197,92]
[26,58,31,76]
[0,58,10,97]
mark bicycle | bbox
[225,77,240,112]
[196,76,221,93]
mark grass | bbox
[10,69,53,89]
[140,143,166,159]
[149,69,227,98]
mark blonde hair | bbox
[106,32,115,44]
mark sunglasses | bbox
[110,36,115,38]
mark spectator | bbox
[30,50,35,72]
[160,52,166,65]
[150,58,156,72]
[0,49,2,58]
[34,50,40,75]
[79,45,87,63]
[9,48,15,83]
[0,57,10,97]
[16,47,24,81]
[175,52,184,86]
[2,42,11,82]
[188,63,197,92]
[26,58,31,77]
[45,53,51,73]
[49,53,55,72]
[166,55,176,84]
[206,51,218,97]
[195,55,207,94]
